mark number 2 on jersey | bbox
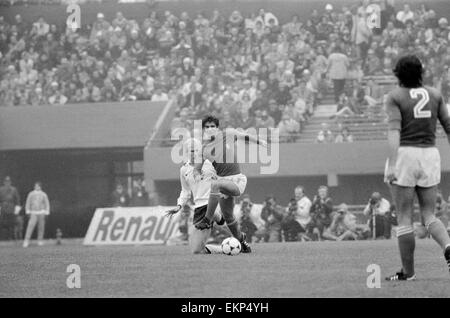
[410,88,430,118]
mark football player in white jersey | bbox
[165,138,226,254]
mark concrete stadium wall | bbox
[144,139,450,180]
[155,172,450,207]
[145,138,450,204]
[0,101,166,150]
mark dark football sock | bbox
[226,218,243,241]
[397,226,415,277]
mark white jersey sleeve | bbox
[176,163,192,207]
[176,160,217,209]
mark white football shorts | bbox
[384,146,440,188]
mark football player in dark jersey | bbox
[194,115,267,253]
[385,54,450,280]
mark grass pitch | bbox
[1,239,449,298]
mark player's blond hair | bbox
[183,137,202,162]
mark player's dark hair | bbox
[393,54,423,88]
[202,115,219,129]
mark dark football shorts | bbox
[193,205,208,225]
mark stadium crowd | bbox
[1,1,450,142]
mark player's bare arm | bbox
[437,95,450,145]
[165,166,191,217]
[385,92,401,184]
[228,128,268,147]
[386,130,400,184]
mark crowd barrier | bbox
[83,203,439,245]
[83,204,370,246]
[83,206,181,245]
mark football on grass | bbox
[221,237,241,256]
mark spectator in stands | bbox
[335,126,354,143]
[278,113,300,143]
[333,92,356,117]
[90,12,111,44]
[365,78,384,104]
[110,183,130,207]
[112,11,128,30]
[267,99,283,125]
[0,176,21,241]
[396,4,414,25]
[346,60,364,83]
[291,86,308,120]
[183,83,202,108]
[311,46,328,76]
[304,70,321,114]
[316,123,334,143]
[363,192,391,239]
[32,16,50,39]
[352,5,372,65]
[260,195,285,243]
[30,86,46,106]
[23,181,50,248]
[151,87,169,102]
[255,110,275,139]
[82,80,102,103]
[48,83,68,105]
[326,46,349,103]
[239,194,258,243]
[310,185,333,240]
[365,49,382,75]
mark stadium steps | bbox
[295,76,397,143]
[312,104,338,118]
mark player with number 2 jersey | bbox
[384,54,450,282]
[385,78,450,187]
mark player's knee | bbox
[423,214,438,230]
[211,180,220,193]
[396,214,412,226]
[420,209,435,221]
